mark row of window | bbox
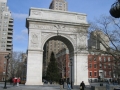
[89,71,111,77]
[89,64,111,69]
[89,57,111,62]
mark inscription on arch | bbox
[29,24,78,32]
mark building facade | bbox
[56,48,70,79]
[88,30,109,51]
[49,0,67,11]
[0,0,13,81]
[88,53,113,82]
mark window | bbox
[89,72,92,76]
[99,57,101,62]
[94,57,96,61]
[104,71,106,76]
[3,72,5,75]
[108,57,110,62]
[94,72,97,76]
[2,33,6,35]
[104,65,106,69]
[89,64,92,68]
[5,14,8,17]
[108,64,111,68]
[94,64,96,68]
[59,3,62,6]
[104,57,106,62]
[99,64,102,68]
[109,71,111,77]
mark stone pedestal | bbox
[25,50,43,85]
[74,52,89,85]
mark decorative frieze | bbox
[29,24,78,32]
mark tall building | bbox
[0,0,13,81]
[88,30,109,51]
[49,0,67,11]
[0,0,13,51]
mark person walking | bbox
[80,81,85,90]
[17,77,20,86]
[59,78,63,90]
[67,82,71,90]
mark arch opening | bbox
[42,35,74,83]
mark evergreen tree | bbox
[46,52,60,82]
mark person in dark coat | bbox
[59,78,63,90]
[80,81,85,90]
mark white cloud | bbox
[22,29,28,34]
[14,29,28,41]
[14,35,27,41]
[12,12,28,19]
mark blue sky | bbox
[7,0,115,52]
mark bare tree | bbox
[9,51,23,78]
[56,50,67,78]
[88,15,120,78]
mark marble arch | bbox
[25,7,90,85]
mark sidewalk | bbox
[0,83,91,90]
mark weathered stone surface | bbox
[26,8,89,85]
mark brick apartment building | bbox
[88,54,114,82]
[0,52,10,81]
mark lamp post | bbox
[70,59,73,89]
[4,53,10,89]
[110,0,120,18]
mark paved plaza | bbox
[1,82,120,90]
[0,82,91,90]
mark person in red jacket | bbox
[13,77,17,86]
[17,77,20,86]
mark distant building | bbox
[88,52,115,82]
[88,30,109,51]
[56,48,70,79]
[49,0,67,11]
[0,0,13,81]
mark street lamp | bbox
[110,0,120,18]
[4,53,11,89]
[70,59,73,89]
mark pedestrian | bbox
[106,81,110,90]
[13,77,17,86]
[80,81,85,90]
[67,82,71,90]
[59,78,63,90]
[10,77,13,85]
[17,77,21,86]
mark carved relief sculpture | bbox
[30,33,39,48]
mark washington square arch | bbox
[25,7,90,85]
